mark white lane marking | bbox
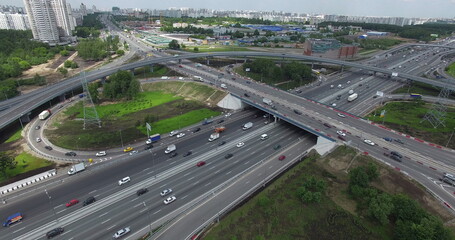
[245,181,250,184]
[134,203,143,208]
[130,198,137,202]
[188,177,194,181]
[209,165,216,170]
[12,226,25,233]
[160,184,166,188]
[233,160,239,164]
[88,190,97,195]
[54,205,63,209]
[183,172,191,177]
[147,171,154,175]
[61,230,72,235]
[204,182,211,187]
[101,218,111,225]
[269,166,273,169]
[139,208,147,213]
[169,161,176,165]
[142,168,150,172]
[99,212,110,218]
[107,225,116,230]
[153,210,161,215]
[214,170,220,174]
[244,161,250,165]
[226,171,232,175]
[181,195,188,199]
[56,209,66,214]
[193,181,200,185]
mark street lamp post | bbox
[142,202,153,234]
[45,189,58,223]
[119,130,124,148]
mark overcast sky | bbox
[5,0,455,18]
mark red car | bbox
[338,135,346,141]
[278,155,286,161]
[65,199,79,207]
[196,161,206,167]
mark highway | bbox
[2,111,315,239]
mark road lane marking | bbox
[204,182,211,187]
[181,195,188,199]
[101,218,111,225]
[99,212,109,218]
[107,225,116,230]
[244,161,250,165]
[139,208,147,213]
[226,171,232,175]
[56,209,66,214]
[183,172,191,177]
[147,171,154,175]
[209,165,216,170]
[88,190,97,195]
[130,198,137,202]
[153,210,161,215]
[12,226,25,233]
[187,177,194,181]
[193,181,200,185]
[134,203,143,208]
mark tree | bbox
[254,29,260,36]
[193,47,199,52]
[70,62,78,69]
[181,43,186,49]
[33,74,46,85]
[368,193,393,225]
[88,82,99,103]
[168,40,180,50]
[0,152,16,179]
[60,49,69,56]
[64,60,72,68]
[116,49,125,56]
[103,70,139,100]
[58,67,68,76]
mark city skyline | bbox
[2,0,455,18]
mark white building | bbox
[50,0,73,38]
[10,13,30,30]
[80,3,87,16]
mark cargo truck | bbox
[347,93,358,102]
[165,144,176,154]
[38,110,51,120]
[262,98,273,106]
[68,163,85,175]
[242,122,253,130]
[146,134,161,145]
[193,76,203,82]
[215,126,226,133]
[208,132,220,142]
[3,213,23,227]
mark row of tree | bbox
[77,36,120,61]
[348,163,452,239]
[88,70,140,104]
[74,13,104,38]
[243,59,313,85]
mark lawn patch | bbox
[4,128,22,143]
[0,152,53,183]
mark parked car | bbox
[337,113,346,118]
[35,125,40,130]
[144,145,152,150]
[217,119,224,124]
[293,109,302,115]
[118,176,131,186]
[65,199,79,207]
[244,93,250,97]
[160,189,173,197]
[383,137,393,142]
[394,139,404,144]
[323,123,332,128]
[336,131,346,137]
[193,127,201,133]
[129,150,139,155]
[338,136,346,141]
[170,152,178,158]
[36,138,41,143]
[176,133,185,138]
[274,144,281,150]
[65,152,77,156]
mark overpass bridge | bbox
[1,51,454,131]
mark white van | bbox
[260,134,268,140]
[169,130,179,137]
[220,84,227,89]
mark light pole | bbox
[447,128,455,148]
[142,202,152,234]
[119,130,124,148]
[18,114,24,130]
[45,189,58,223]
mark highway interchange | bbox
[1,15,455,239]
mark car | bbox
[225,153,233,159]
[271,105,277,110]
[236,142,245,148]
[263,114,270,118]
[65,199,79,207]
[46,227,64,239]
[225,113,232,117]
[65,152,76,156]
[246,81,251,84]
[323,123,332,128]
[136,188,148,196]
[337,113,346,118]
[164,196,177,205]
[278,155,286,161]
[113,227,131,239]
[336,96,341,100]
[193,127,201,133]
[331,103,337,107]
[274,144,281,150]
[35,125,40,130]
[231,77,236,80]
[383,137,393,142]
[217,119,224,124]
[144,145,152,150]
[394,139,404,144]
[218,141,226,146]
[293,109,302,115]
[295,89,302,93]
[169,130,179,137]
[264,121,269,125]
[36,137,41,143]
[336,131,346,137]
[338,135,346,141]
[390,155,402,162]
[83,196,96,206]
[363,139,375,146]
[96,151,106,157]
[118,176,131,186]
[178,65,183,68]
[196,161,206,167]
[129,150,139,155]
[45,146,53,150]
[123,147,133,152]
[170,152,178,158]
[244,93,250,97]
[183,151,192,157]
[391,151,403,158]
[176,133,185,138]
[160,188,173,197]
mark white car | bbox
[176,133,185,138]
[336,131,346,137]
[225,113,232,117]
[95,151,106,157]
[236,142,245,148]
[169,130,179,137]
[164,196,177,205]
[363,139,375,146]
[337,113,346,118]
[113,227,130,239]
[36,138,41,143]
[129,150,139,155]
[118,176,131,186]
[160,188,173,197]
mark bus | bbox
[410,93,422,99]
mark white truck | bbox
[208,132,220,142]
[68,163,85,175]
[165,144,176,154]
[242,122,253,130]
[348,93,358,102]
[38,110,51,120]
[262,98,273,106]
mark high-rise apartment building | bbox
[23,0,75,45]
[80,3,87,16]
[0,12,29,30]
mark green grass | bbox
[64,92,181,119]
[5,128,22,143]
[367,101,455,148]
[0,152,53,182]
[137,108,220,135]
[185,45,251,52]
[446,62,455,78]
[392,81,455,99]
[204,154,387,240]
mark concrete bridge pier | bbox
[206,57,210,65]
[19,113,31,124]
[311,136,337,156]
[150,64,154,72]
[217,93,245,110]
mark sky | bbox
[4,0,455,18]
